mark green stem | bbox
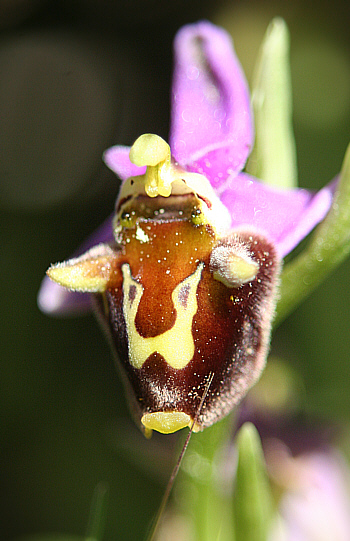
[176,415,236,541]
[275,143,350,326]
[85,483,109,541]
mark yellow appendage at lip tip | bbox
[129,134,173,198]
[141,411,201,434]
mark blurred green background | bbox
[1,1,350,539]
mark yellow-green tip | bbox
[46,254,113,292]
[141,411,200,434]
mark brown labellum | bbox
[89,199,280,434]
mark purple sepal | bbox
[220,173,336,257]
[170,21,253,190]
[37,281,93,316]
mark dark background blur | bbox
[1,1,350,540]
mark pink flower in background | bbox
[266,440,350,541]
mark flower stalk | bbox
[276,142,350,325]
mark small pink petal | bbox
[170,21,253,190]
[103,145,146,180]
[220,173,336,257]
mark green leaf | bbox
[85,482,109,541]
[233,423,273,541]
[247,18,298,189]
[175,415,236,541]
[276,142,350,325]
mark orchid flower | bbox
[37,18,350,438]
[38,20,336,319]
[36,17,350,541]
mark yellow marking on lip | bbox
[122,262,204,369]
[135,225,149,243]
